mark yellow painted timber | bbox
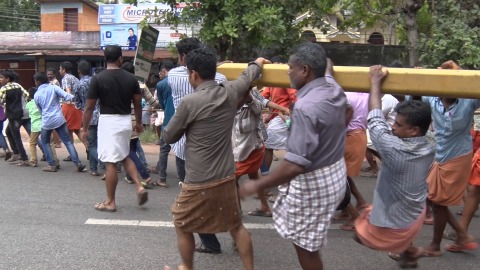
[217,63,480,99]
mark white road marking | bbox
[85,218,342,230]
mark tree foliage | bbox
[0,0,40,31]
[145,0,339,61]
[418,0,480,69]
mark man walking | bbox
[240,43,347,270]
[82,45,148,212]
[163,47,269,270]
[354,66,435,268]
[33,72,86,173]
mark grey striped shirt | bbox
[368,109,435,228]
[167,66,227,160]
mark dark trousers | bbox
[199,233,221,252]
[157,134,185,182]
[7,118,31,160]
[87,125,103,172]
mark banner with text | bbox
[98,3,184,24]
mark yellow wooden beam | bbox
[217,63,480,99]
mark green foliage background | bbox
[0,0,40,31]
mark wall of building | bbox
[40,2,99,32]
[0,60,37,89]
[79,3,100,31]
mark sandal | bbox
[137,190,149,206]
[248,208,272,217]
[94,201,116,212]
[100,174,106,180]
[42,165,57,172]
[153,181,169,188]
[446,241,479,252]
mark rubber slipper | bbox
[137,190,149,206]
[247,209,272,217]
[446,241,479,252]
[194,243,221,254]
[153,181,169,188]
[94,201,116,212]
[340,224,356,231]
[388,252,401,261]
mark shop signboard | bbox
[100,24,138,50]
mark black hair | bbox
[28,87,37,100]
[46,67,56,73]
[176,37,202,56]
[78,61,91,76]
[94,66,105,74]
[387,60,403,68]
[160,60,175,71]
[290,43,327,78]
[0,69,19,82]
[271,56,287,64]
[128,28,134,32]
[121,61,135,74]
[59,61,73,73]
[33,72,49,85]
[394,100,432,135]
[186,47,217,80]
[104,45,123,63]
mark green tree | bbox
[144,0,339,61]
[418,0,480,69]
[0,0,40,31]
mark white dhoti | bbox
[98,114,132,163]
[265,116,288,150]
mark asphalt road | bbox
[0,143,479,270]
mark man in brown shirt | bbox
[163,47,270,270]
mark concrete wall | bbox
[40,2,99,32]
[320,43,407,67]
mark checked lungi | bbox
[273,158,347,252]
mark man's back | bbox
[88,69,140,115]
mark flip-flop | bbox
[340,224,356,231]
[247,209,272,217]
[137,190,149,206]
[388,252,401,261]
[421,249,442,257]
[153,181,169,188]
[446,241,479,252]
[94,201,116,212]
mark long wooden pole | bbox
[217,63,480,99]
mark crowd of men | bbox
[1,39,479,270]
